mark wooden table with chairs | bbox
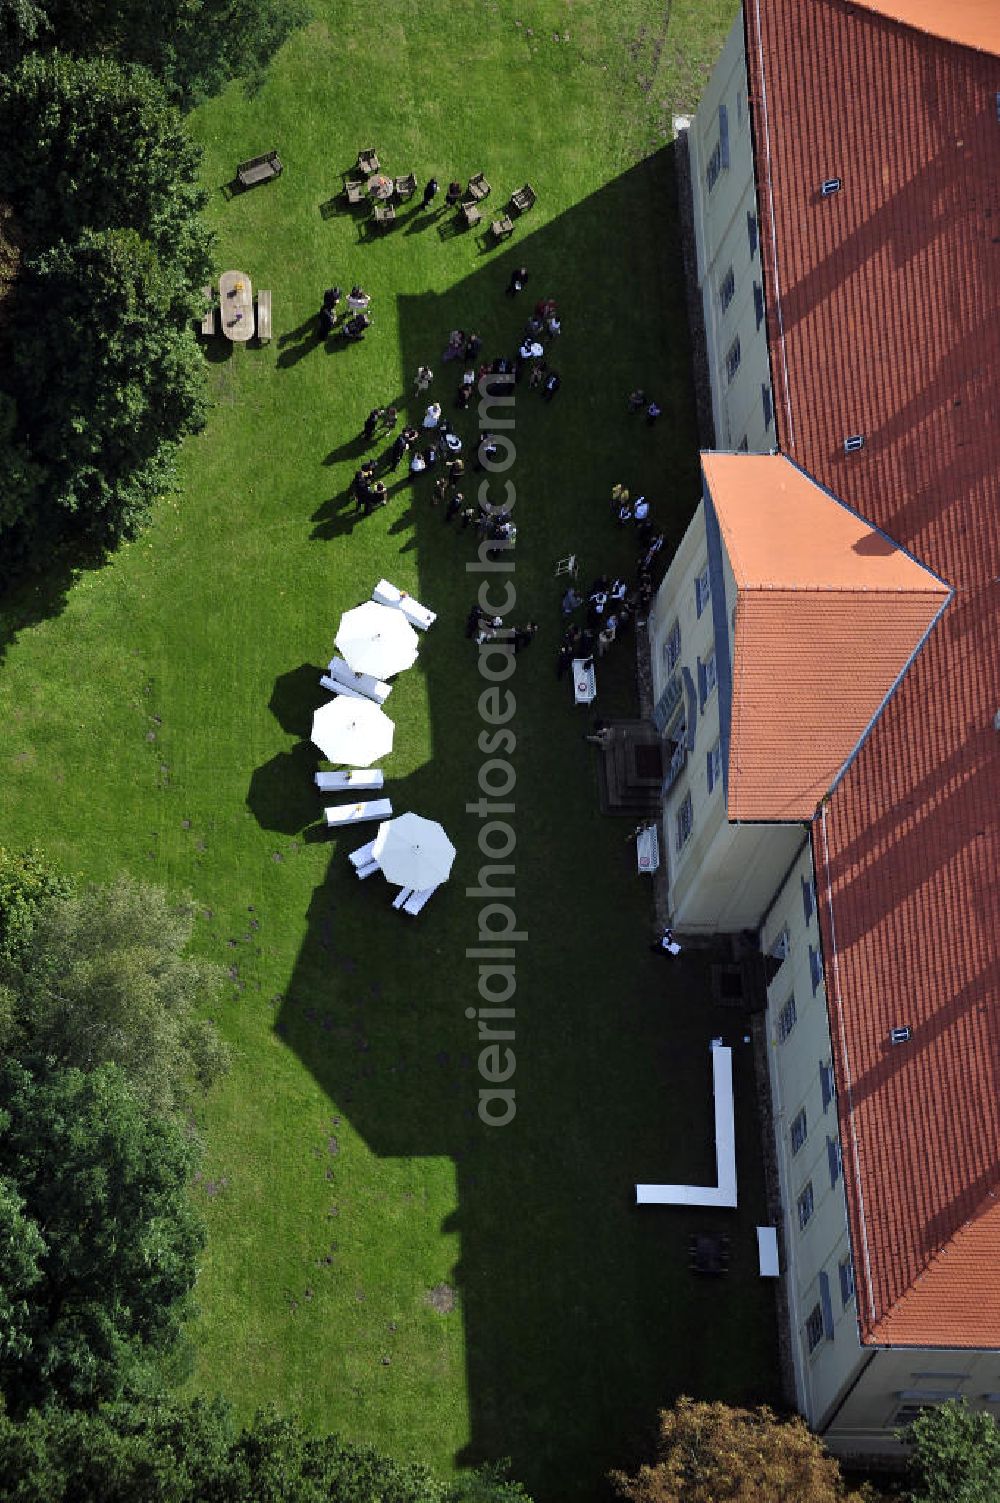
[218,270,253,341]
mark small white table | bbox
[636,824,660,874]
[572,658,596,705]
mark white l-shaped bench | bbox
[635,1043,737,1208]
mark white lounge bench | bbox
[757,1225,780,1277]
[324,798,393,828]
[403,884,439,915]
[392,886,414,910]
[348,840,376,868]
[355,859,380,880]
[315,769,384,793]
[372,578,437,630]
[319,675,366,700]
[327,656,392,703]
[572,658,597,705]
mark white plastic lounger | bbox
[392,886,414,910]
[324,798,393,828]
[403,884,439,915]
[372,578,436,630]
[348,840,376,868]
[327,656,392,703]
[315,769,384,792]
[355,859,380,880]
[319,674,366,700]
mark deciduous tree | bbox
[0,1060,204,1414]
[610,1398,873,1503]
[0,1398,535,1501]
[10,875,228,1115]
[905,1400,1000,1503]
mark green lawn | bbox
[0,1,780,1497]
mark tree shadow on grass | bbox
[0,555,78,667]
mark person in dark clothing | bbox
[466,604,487,638]
[422,443,438,470]
[506,265,528,296]
[432,476,449,507]
[456,384,472,410]
[323,286,343,312]
[542,370,561,401]
[445,180,463,206]
[422,178,439,209]
[388,432,408,469]
[447,457,465,485]
[363,408,382,441]
[513,623,538,653]
[556,643,573,679]
[627,387,646,413]
[445,491,464,524]
[319,305,336,336]
[343,313,371,339]
[465,333,482,361]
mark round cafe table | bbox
[368,174,393,201]
[219,270,253,342]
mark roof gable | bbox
[703,454,948,821]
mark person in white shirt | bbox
[422,402,441,428]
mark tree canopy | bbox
[0,1398,533,1502]
[0,1060,204,1414]
[0,53,210,575]
[0,844,72,974]
[6,874,229,1115]
[905,1400,1000,1503]
[610,1398,874,1503]
[0,0,308,109]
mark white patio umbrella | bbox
[372,813,456,890]
[311,697,394,766]
[335,601,418,678]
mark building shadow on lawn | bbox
[273,147,780,1502]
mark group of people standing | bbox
[319,284,372,340]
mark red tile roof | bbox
[702,452,948,820]
[745,0,1000,1346]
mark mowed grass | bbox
[0,1,780,1498]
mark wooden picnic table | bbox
[219,270,254,341]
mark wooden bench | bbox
[467,172,491,200]
[357,148,380,175]
[393,173,417,201]
[509,183,536,215]
[490,215,514,242]
[343,176,367,205]
[461,200,481,229]
[237,151,282,189]
[200,285,216,337]
[255,289,272,343]
[372,202,395,231]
